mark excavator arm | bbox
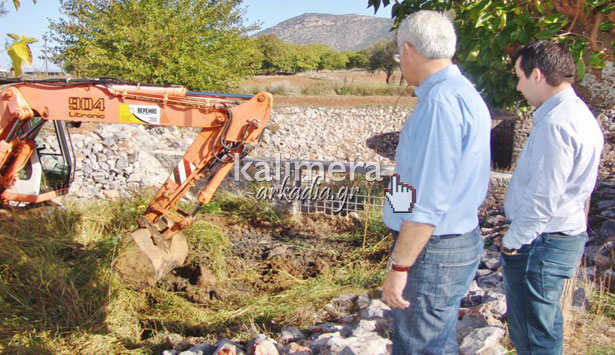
[0,79,272,286]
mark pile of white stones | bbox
[57,106,408,200]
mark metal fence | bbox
[236,157,394,216]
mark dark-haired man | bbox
[502,41,603,354]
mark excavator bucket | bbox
[113,228,188,288]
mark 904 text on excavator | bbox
[0,78,272,287]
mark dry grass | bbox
[562,266,615,355]
[239,70,417,108]
[4,188,612,354]
[565,292,615,354]
[272,95,417,108]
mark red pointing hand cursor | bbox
[385,173,416,213]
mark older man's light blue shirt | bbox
[383,65,491,235]
[502,88,604,249]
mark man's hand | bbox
[382,270,411,309]
[385,174,416,213]
[494,236,502,249]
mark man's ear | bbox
[403,42,414,57]
[531,67,543,83]
[406,42,424,59]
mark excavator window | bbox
[29,117,74,193]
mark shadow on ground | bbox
[0,206,117,352]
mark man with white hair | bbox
[382,10,491,354]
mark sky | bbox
[0,0,390,72]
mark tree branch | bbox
[589,12,604,51]
[567,0,584,33]
[551,0,573,16]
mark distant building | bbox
[23,69,66,77]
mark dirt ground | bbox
[273,95,416,107]
[241,70,405,89]
[162,212,386,308]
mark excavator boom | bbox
[0,78,272,287]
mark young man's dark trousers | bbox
[502,232,586,355]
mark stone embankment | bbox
[62,106,407,200]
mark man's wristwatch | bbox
[500,246,519,255]
[388,255,410,272]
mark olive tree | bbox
[49,0,260,91]
[368,40,398,84]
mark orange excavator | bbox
[0,78,272,287]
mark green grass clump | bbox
[591,290,615,318]
[183,220,231,279]
[587,344,615,355]
[202,188,285,226]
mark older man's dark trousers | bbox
[391,227,483,354]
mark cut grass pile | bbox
[0,190,390,353]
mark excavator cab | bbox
[35,120,74,193]
[3,116,75,204]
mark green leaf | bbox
[495,32,508,49]
[518,28,531,44]
[475,12,494,28]
[539,14,568,25]
[576,58,586,81]
[7,33,20,40]
[571,38,588,52]
[513,16,531,26]
[599,21,614,32]
[600,4,615,13]
[498,12,507,30]
[535,27,560,40]
[586,0,608,7]
[12,0,20,11]
[588,52,606,69]
[466,47,480,62]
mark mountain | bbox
[255,13,395,51]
